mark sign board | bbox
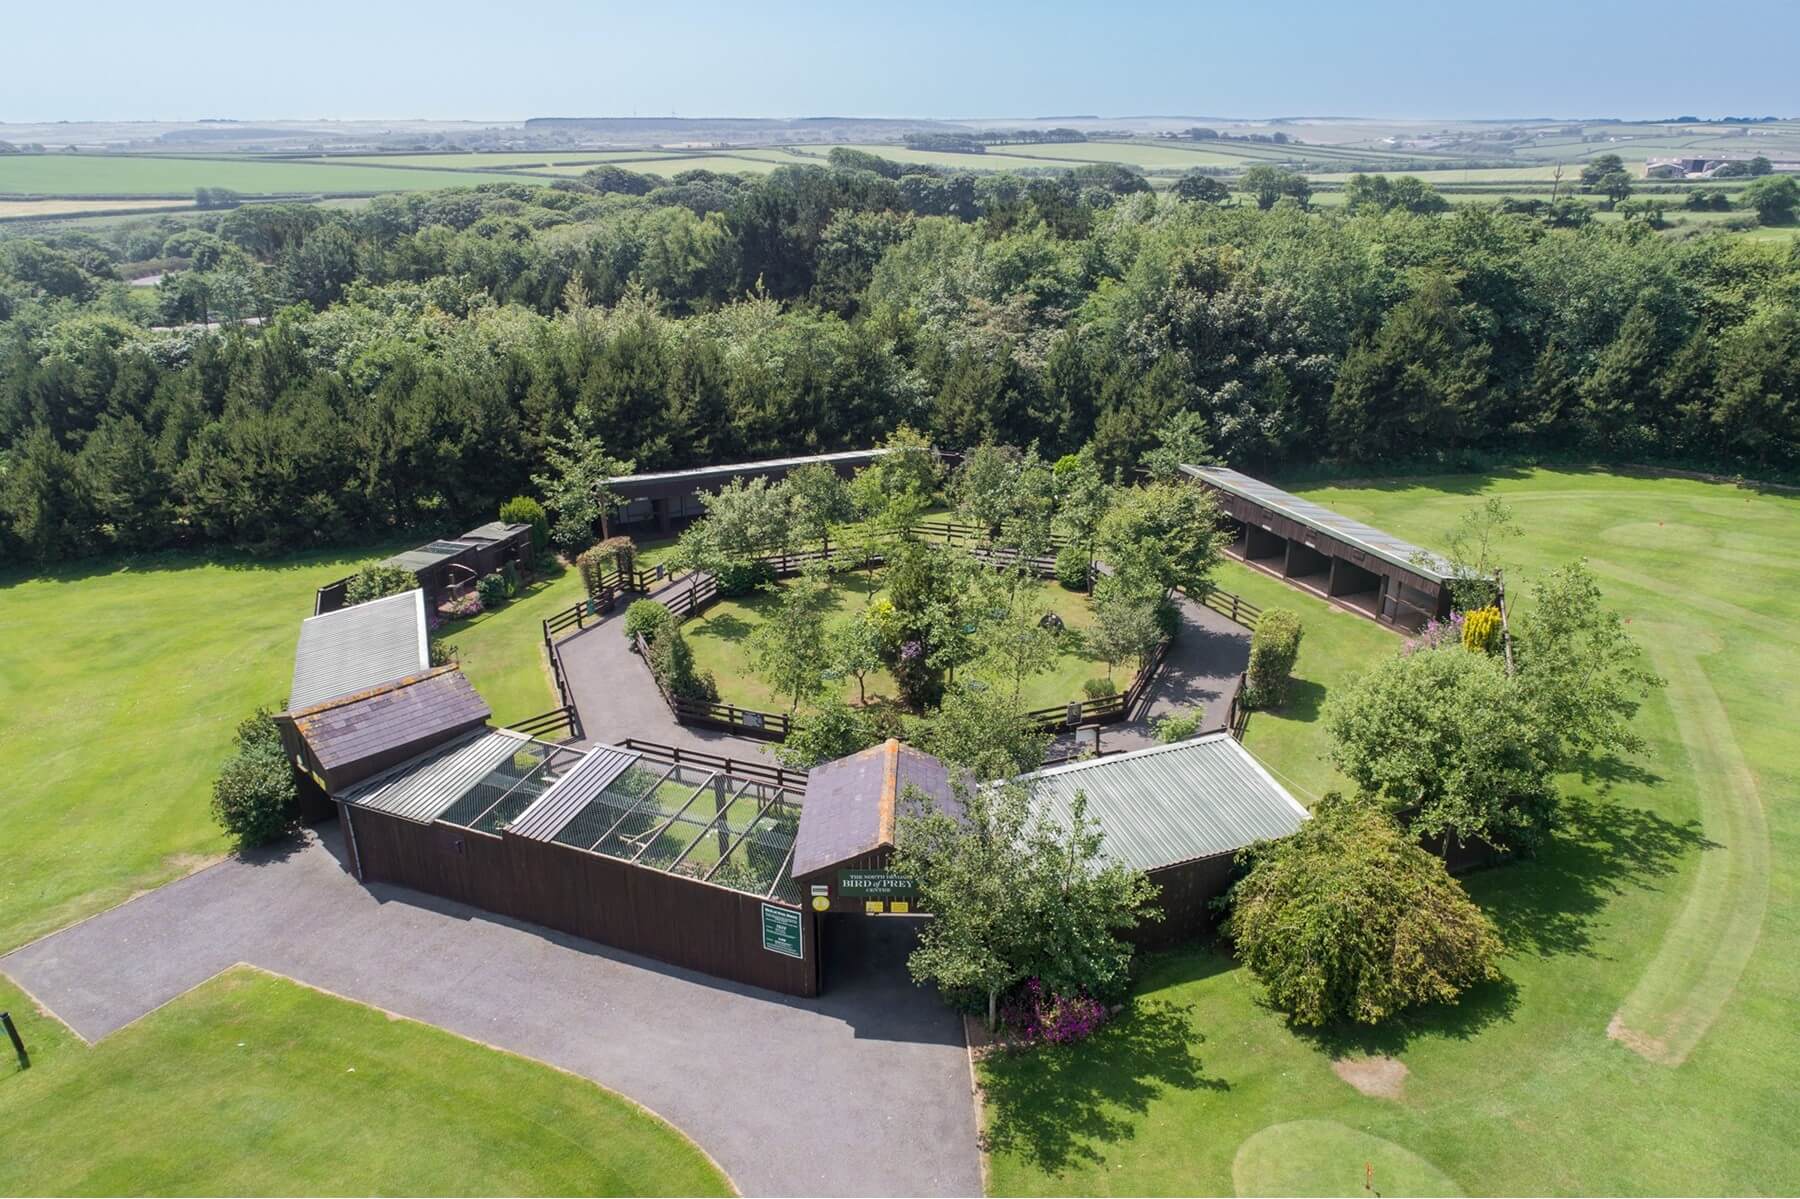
[838,869,917,899]
[761,903,803,959]
[742,711,765,731]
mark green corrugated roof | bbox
[1017,734,1307,872]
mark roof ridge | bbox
[287,663,462,720]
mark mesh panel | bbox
[439,742,554,829]
[708,800,803,897]
[594,768,713,861]
[551,764,665,850]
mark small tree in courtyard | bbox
[1089,577,1164,682]
[780,461,854,557]
[530,427,633,551]
[775,697,883,770]
[211,708,300,848]
[829,610,885,706]
[916,683,1050,781]
[1226,793,1503,1026]
[895,778,1160,1029]
[749,563,833,711]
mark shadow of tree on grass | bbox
[979,971,1228,1173]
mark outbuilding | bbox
[603,448,893,535]
[1183,464,1457,630]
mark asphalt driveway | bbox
[2,824,981,1198]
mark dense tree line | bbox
[2,159,1797,562]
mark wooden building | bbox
[314,522,533,615]
[602,449,893,535]
[1183,465,1458,630]
[789,736,1308,943]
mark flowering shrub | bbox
[1461,605,1502,654]
[1002,979,1109,1045]
[1403,610,1465,655]
[438,591,484,621]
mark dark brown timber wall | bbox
[340,802,819,996]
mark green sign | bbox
[837,869,918,898]
[761,903,803,959]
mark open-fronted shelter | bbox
[314,522,533,614]
[603,448,893,535]
[1183,464,1457,630]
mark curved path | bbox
[2,824,980,1197]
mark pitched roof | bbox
[1016,734,1308,872]
[381,540,476,572]
[288,589,429,711]
[460,521,531,543]
[339,727,535,823]
[506,744,641,841]
[791,739,955,878]
[292,667,491,786]
[1181,464,1454,581]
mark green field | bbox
[681,571,1110,715]
[981,467,1799,1196]
[307,151,681,168]
[0,966,730,1196]
[0,545,563,954]
[0,154,534,197]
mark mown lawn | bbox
[0,967,730,1196]
[0,544,563,954]
[982,467,1800,1196]
[682,572,1109,715]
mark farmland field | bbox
[0,197,195,219]
[532,154,781,176]
[0,154,535,196]
[0,966,730,1196]
[304,150,682,168]
[981,467,1800,1197]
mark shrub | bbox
[429,638,458,666]
[1226,793,1503,1026]
[210,709,299,848]
[775,697,883,769]
[716,558,775,597]
[1154,709,1203,742]
[1153,596,1182,641]
[1247,608,1303,707]
[344,562,416,606]
[1082,676,1117,700]
[499,495,549,553]
[624,598,674,645]
[476,572,508,606]
[1002,978,1109,1045]
[1054,544,1090,591]
[438,591,484,620]
[501,560,521,595]
[647,626,718,702]
[1462,605,1502,654]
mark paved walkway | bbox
[1,825,980,1198]
[1051,591,1252,757]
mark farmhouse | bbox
[1183,464,1457,629]
[602,448,892,535]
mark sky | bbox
[4,0,1796,124]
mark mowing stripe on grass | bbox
[1607,641,1769,1066]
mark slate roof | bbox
[1181,464,1454,581]
[292,667,491,787]
[288,589,429,710]
[791,739,956,878]
[338,727,535,822]
[1017,734,1308,872]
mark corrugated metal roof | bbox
[605,448,891,488]
[1182,464,1453,581]
[1017,734,1308,872]
[508,744,641,841]
[289,590,429,710]
[294,668,491,777]
[339,728,536,822]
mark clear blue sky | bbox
[4,0,1795,123]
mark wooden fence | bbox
[634,631,796,741]
[1193,583,1262,630]
[506,706,582,742]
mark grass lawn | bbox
[0,967,730,1196]
[681,571,1109,715]
[981,467,1800,1196]
[439,560,582,726]
[0,543,564,955]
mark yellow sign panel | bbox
[811,894,830,912]
[889,900,910,914]
[864,899,886,914]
